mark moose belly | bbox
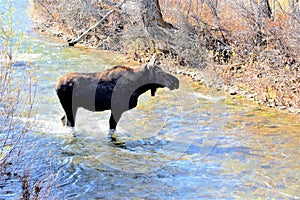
[72,82,113,112]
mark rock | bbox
[229,88,238,95]
[245,93,255,99]
[278,106,287,110]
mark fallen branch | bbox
[68,0,126,46]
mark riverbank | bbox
[29,0,300,115]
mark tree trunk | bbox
[123,0,177,53]
[289,0,300,19]
[258,0,272,19]
[123,0,206,68]
[139,0,174,41]
[140,0,173,29]
[256,0,272,46]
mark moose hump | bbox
[55,55,179,132]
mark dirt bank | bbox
[30,0,300,115]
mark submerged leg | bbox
[108,112,125,147]
[61,106,77,127]
[109,113,119,131]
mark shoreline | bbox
[29,0,300,116]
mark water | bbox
[1,0,300,199]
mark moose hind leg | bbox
[61,115,67,126]
[67,108,77,127]
[61,104,77,127]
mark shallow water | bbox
[1,1,300,199]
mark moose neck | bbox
[134,84,159,97]
[128,83,161,109]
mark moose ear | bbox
[147,53,157,70]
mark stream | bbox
[0,1,300,199]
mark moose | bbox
[55,55,179,133]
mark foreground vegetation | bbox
[0,3,39,199]
[31,0,300,113]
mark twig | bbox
[68,0,126,46]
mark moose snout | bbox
[174,77,179,89]
[167,76,180,90]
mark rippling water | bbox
[1,1,300,199]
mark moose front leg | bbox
[109,113,119,131]
[108,112,120,141]
[108,112,126,148]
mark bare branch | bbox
[68,0,126,46]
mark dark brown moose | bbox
[55,55,179,133]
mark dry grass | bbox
[159,0,300,112]
[30,0,300,113]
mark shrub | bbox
[0,2,35,175]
